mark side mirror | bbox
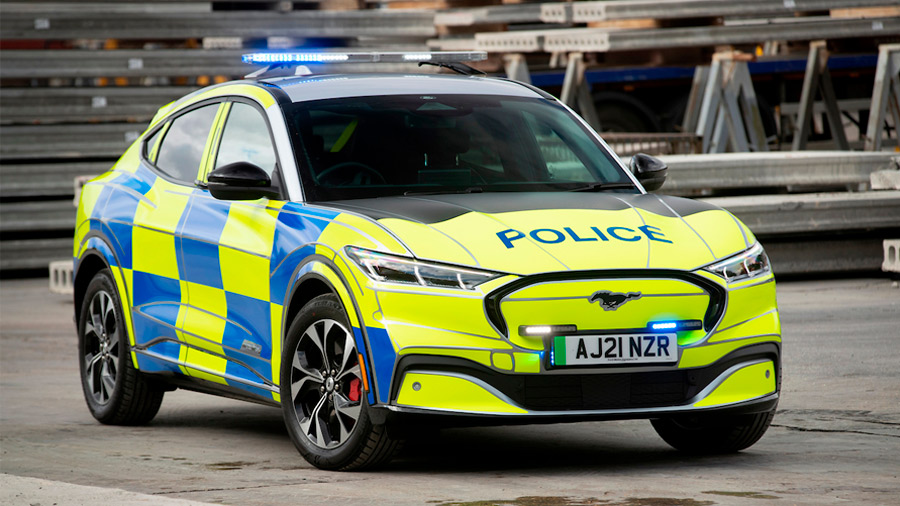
[207,162,281,200]
[629,153,667,192]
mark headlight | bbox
[702,243,771,282]
[345,246,501,290]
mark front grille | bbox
[523,371,688,410]
[483,269,728,337]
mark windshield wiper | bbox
[403,187,484,196]
[566,182,637,192]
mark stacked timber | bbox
[0,0,441,274]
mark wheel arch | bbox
[284,275,335,339]
[74,252,111,325]
[73,233,139,367]
[283,256,383,405]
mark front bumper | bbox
[388,342,779,419]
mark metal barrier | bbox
[702,191,900,276]
[702,190,900,236]
[658,151,899,195]
[604,132,701,157]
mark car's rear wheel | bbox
[651,409,775,454]
[78,269,164,425]
[281,294,402,471]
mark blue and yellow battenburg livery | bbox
[74,52,781,470]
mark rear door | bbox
[130,101,223,373]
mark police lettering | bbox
[497,225,672,249]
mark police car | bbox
[74,51,780,470]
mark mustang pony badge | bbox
[589,290,642,311]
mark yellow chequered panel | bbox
[377,290,498,338]
[385,320,506,352]
[709,310,781,343]
[219,201,280,256]
[716,278,777,332]
[218,201,280,301]
[270,302,283,394]
[182,307,227,350]
[694,360,776,407]
[134,179,190,232]
[176,281,190,374]
[219,246,269,301]
[181,282,227,378]
[76,181,106,224]
[396,372,526,414]
[184,354,230,385]
[682,210,747,260]
[131,227,179,280]
[679,336,779,368]
[110,266,135,341]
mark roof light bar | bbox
[241,51,486,65]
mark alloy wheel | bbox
[290,318,363,449]
[83,290,119,405]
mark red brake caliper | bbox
[348,378,361,402]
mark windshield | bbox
[286,94,636,201]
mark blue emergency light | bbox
[648,320,703,331]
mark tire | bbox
[78,269,164,425]
[651,409,775,454]
[281,294,402,471]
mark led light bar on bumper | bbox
[346,246,501,291]
[702,243,771,283]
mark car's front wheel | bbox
[281,294,402,470]
[651,409,775,454]
[78,269,165,424]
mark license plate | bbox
[552,334,677,366]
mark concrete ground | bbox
[1,277,898,506]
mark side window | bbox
[143,125,165,162]
[215,102,277,176]
[154,104,219,183]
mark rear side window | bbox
[155,104,219,183]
